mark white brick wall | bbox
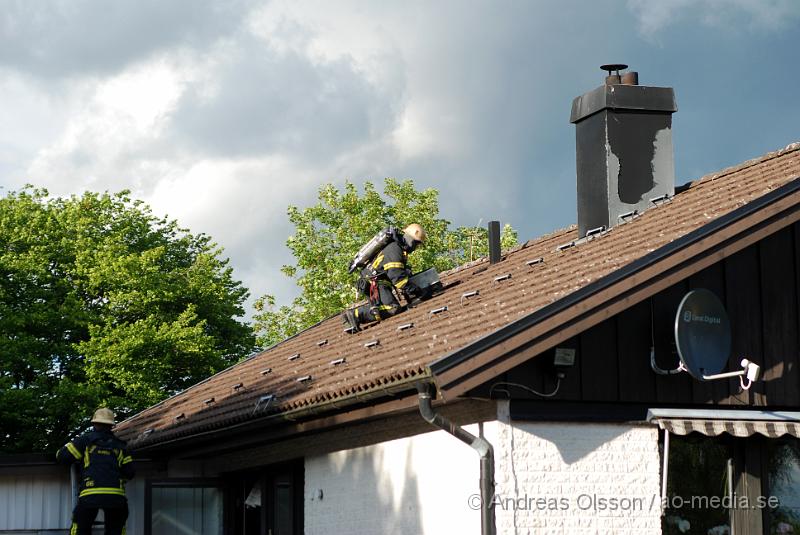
[495,401,662,534]
[304,421,500,535]
[304,404,662,535]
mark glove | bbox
[403,280,421,299]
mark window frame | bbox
[223,459,304,535]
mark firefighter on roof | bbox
[343,223,427,332]
[56,407,135,535]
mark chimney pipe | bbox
[570,65,677,237]
[621,71,639,85]
[488,221,501,264]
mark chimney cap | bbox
[600,63,628,75]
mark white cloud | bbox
[627,0,800,36]
[0,0,254,78]
[25,58,192,194]
[146,155,318,253]
[5,1,573,317]
[7,0,797,324]
[145,155,313,304]
[246,1,503,160]
[94,62,185,131]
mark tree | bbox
[0,188,255,453]
[253,179,516,347]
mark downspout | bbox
[416,382,496,535]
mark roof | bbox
[0,453,56,467]
[0,453,62,477]
[115,142,800,450]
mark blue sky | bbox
[1,0,798,316]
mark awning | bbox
[647,408,800,438]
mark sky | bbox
[1,0,799,320]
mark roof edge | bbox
[116,312,341,431]
[0,453,55,467]
[129,370,433,454]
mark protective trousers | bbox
[354,282,401,323]
[71,500,128,535]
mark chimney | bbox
[570,64,677,237]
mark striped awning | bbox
[658,419,800,438]
[647,409,800,438]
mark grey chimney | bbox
[570,64,677,237]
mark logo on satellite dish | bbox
[682,310,722,325]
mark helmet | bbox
[403,224,427,245]
[91,407,115,425]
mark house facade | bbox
[3,71,800,535]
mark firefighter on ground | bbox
[343,223,427,332]
[56,407,135,535]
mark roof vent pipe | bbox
[488,221,501,264]
[621,71,639,86]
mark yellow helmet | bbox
[403,223,427,244]
[91,407,115,425]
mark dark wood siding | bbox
[579,320,618,402]
[472,224,800,409]
[759,227,799,406]
[724,244,762,406]
[616,301,656,402]
[652,281,693,404]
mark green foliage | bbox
[253,179,517,348]
[0,187,254,453]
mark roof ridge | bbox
[692,141,800,186]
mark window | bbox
[145,480,223,535]
[227,462,303,535]
[662,434,733,534]
[765,438,800,534]
[661,433,800,534]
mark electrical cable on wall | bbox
[489,379,561,399]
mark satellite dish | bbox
[674,289,732,381]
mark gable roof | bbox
[115,142,800,450]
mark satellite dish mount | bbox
[650,289,761,390]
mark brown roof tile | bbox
[115,142,800,447]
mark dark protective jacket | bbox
[56,429,135,500]
[363,240,412,292]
